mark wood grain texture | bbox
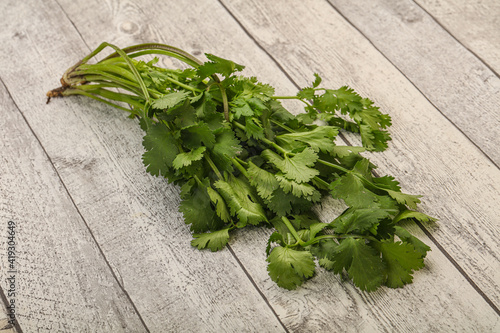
[2,0,500,331]
[58,0,500,331]
[0,0,286,332]
[329,0,500,167]
[0,81,147,331]
[416,0,500,75]
[221,0,500,315]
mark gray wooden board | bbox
[56,0,500,331]
[329,0,500,167]
[221,0,500,312]
[416,0,500,75]
[0,0,285,332]
[0,80,147,331]
[1,0,500,332]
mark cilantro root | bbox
[48,42,436,291]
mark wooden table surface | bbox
[1,0,499,332]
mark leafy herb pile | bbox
[48,42,436,291]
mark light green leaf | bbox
[247,162,279,200]
[206,187,231,222]
[377,241,425,288]
[331,237,385,291]
[152,91,191,109]
[191,228,230,252]
[172,146,206,169]
[214,174,267,227]
[276,126,338,153]
[267,246,316,290]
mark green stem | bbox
[204,153,223,180]
[62,89,140,115]
[271,95,311,106]
[270,119,296,133]
[281,216,306,246]
[231,158,249,178]
[316,158,350,174]
[294,234,377,248]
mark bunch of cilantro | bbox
[48,43,436,291]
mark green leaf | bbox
[206,187,231,222]
[152,91,191,109]
[393,210,437,224]
[266,188,294,216]
[247,162,279,200]
[262,148,319,183]
[394,226,431,257]
[376,241,425,288]
[329,173,379,208]
[312,73,322,88]
[211,128,242,173]
[276,126,338,153]
[267,246,316,290]
[214,174,267,227]
[191,228,230,252]
[142,122,179,177]
[172,146,206,169]
[275,174,321,201]
[331,208,393,234]
[181,122,216,149]
[266,232,284,256]
[245,117,265,140]
[329,146,366,158]
[197,53,245,78]
[179,178,224,233]
[311,239,338,271]
[387,190,421,210]
[331,237,385,291]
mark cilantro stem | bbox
[317,158,350,174]
[63,89,140,115]
[204,153,223,180]
[271,95,311,107]
[231,158,249,178]
[281,216,306,246]
[270,119,296,133]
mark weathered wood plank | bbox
[0,82,147,331]
[55,0,500,331]
[226,1,500,305]
[328,0,500,167]
[416,0,500,75]
[0,0,287,332]
[220,0,500,320]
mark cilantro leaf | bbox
[387,190,421,210]
[179,178,224,233]
[393,210,438,224]
[206,186,231,222]
[181,122,216,149]
[152,91,191,110]
[211,128,242,173]
[191,228,230,252]
[276,126,338,153]
[142,122,179,177]
[262,148,319,183]
[172,146,206,169]
[267,246,316,290]
[376,241,425,288]
[247,162,279,200]
[331,207,393,234]
[331,237,385,291]
[394,226,431,257]
[197,53,244,78]
[214,174,267,227]
[329,173,379,208]
[275,174,321,201]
